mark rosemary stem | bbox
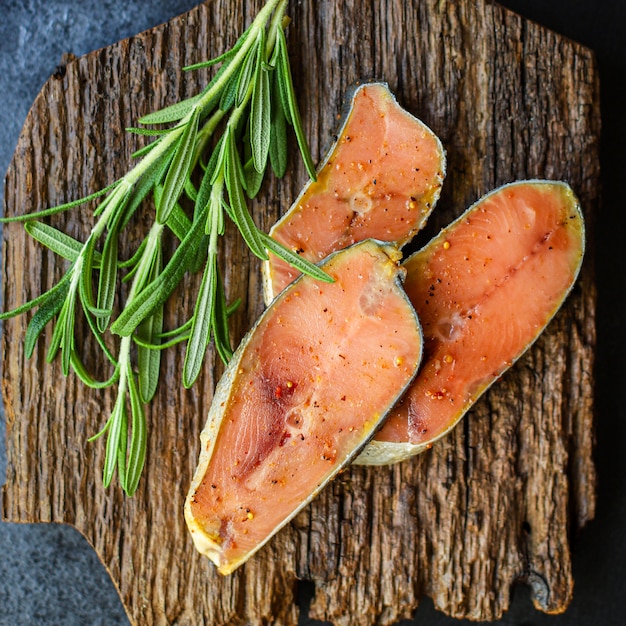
[89,181,130,241]
[195,0,282,114]
[208,205,220,258]
[227,84,254,135]
[69,254,83,297]
[100,335,130,487]
[208,174,225,232]
[266,0,289,55]
[119,336,132,381]
[194,108,227,168]
[126,126,185,188]
[127,222,165,303]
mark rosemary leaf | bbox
[226,297,242,317]
[167,202,193,242]
[204,136,226,195]
[219,63,241,112]
[232,131,249,192]
[184,49,234,72]
[157,107,200,224]
[195,163,214,219]
[210,136,230,186]
[271,33,293,126]
[102,385,128,487]
[258,231,334,283]
[183,252,217,388]
[251,64,272,174]
[24,221,97,265]
[96,226,120,333]
[184,176,198,203]
[70,350,120,389]
[243,156,265,199]
[155,317,193,339]
[61,283,78,376]
[211,263,234,364]
[24,283,69,359]
[134,331,189,351]
[131,135,164,160]
[79,236,111,319]
[125,126,172,137]
[0,182,119,224]
[90,183,126,225]
[78,290,119,366]
[137,244,164,403]
[125,371,147,496]
[46,298,67,364]
[121,254,142,285]
[0,268,72,321]
[118,238,147,269]
[132,317,193,351]
[139,94,201,126]
[269,72,289,177]
[236,33,261,106]
[183,23,252,71]
[276,28,316,180]
[225,133,267,260]
[115,400,129,491]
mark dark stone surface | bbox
[1,0,624,624]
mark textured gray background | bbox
[1,1,624,624]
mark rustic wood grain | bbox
[2,0,598,623]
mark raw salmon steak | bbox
[263,82,446,302]
[185,240,423,573]
[356,180,585,464]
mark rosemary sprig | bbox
[0,0,331,496]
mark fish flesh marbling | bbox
[186,239,423,572]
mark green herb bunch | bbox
[0,0,331,496]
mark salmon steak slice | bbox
[356,180,585,464]
[263,82,446,302]
[185,240,423,573]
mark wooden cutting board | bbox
[1,0,598,623]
